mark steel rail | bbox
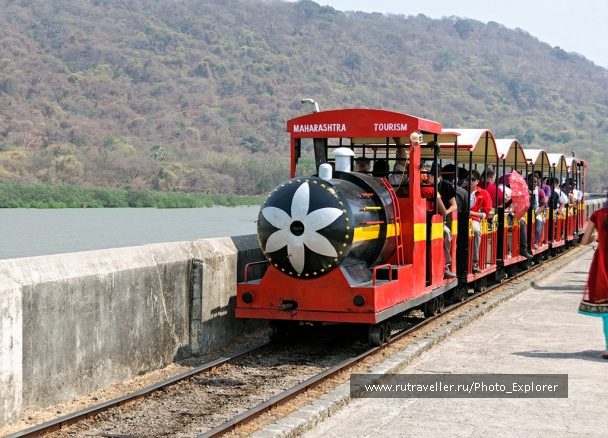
[6,341,270,438]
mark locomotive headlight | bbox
[242,292,254,304]
[353,295,366,307]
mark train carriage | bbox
[564,157,579,242]
[523,148,552,257]
[494,140,537,273]
[546,153,569,251]
[435,129,499,287]
[565,156,588,236]
[576,158,589,231]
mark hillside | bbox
[1,0,607,193]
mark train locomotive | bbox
[237,109,460,344]
[236,108,596,345]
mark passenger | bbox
[390,137,409,187]
[354,157,371,173]
[527,174,546,248]
[562,183,575,206]
[441,164,468,214]
[533,175,547,247]
[372,159,390,178]
[497,173,513,207]
[420,163,447,216]
[372,148,407,181]
[499,173,533,259]
[536,173,552,199]
[425,163,457,279]
[579,205,608,359]
[479,168,504,208]
[569,178,583,202]
[549,178,569,214]
[462,169,492,273]
[371,138,409,194]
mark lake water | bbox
[0,207,260,260]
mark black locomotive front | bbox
[258,171,397,278]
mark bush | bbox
[0,183,265,208]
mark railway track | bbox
[7,343,269,438]
[7,245,581,438]
[202,246,583,437]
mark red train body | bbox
[236,108,592,343]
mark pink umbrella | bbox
[509,170,530,220]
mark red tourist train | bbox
[236,108,596,345]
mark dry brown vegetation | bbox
[1,0,607,194]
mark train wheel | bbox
[424,298,439,318]
[437,294,445,313]
[454,286,467,303]
[474,277,487,293]
[369,323,386,347]
[494,268,505,284]
[383,320,393,343]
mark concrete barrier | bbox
[0,235,266,424]
[0,274,22,424]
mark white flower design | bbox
[262,182,343,274]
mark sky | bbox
[311,0,608,69]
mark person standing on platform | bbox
[579,206,608,359]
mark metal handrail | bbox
[372,263,393,285]
[243,260,270,283]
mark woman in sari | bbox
[579,207,608,358]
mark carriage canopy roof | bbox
[286,108,442,141]
[495,139,527,168]
[522,149,552,174]
[546,153,568,173]
[435,128,498,164]
[565,157,578,172]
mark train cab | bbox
[236,108,461,344]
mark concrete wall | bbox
[183,235,267,357]
[0,274,22,424]
[0,235,266,424]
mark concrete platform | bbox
[302,247,607,438]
